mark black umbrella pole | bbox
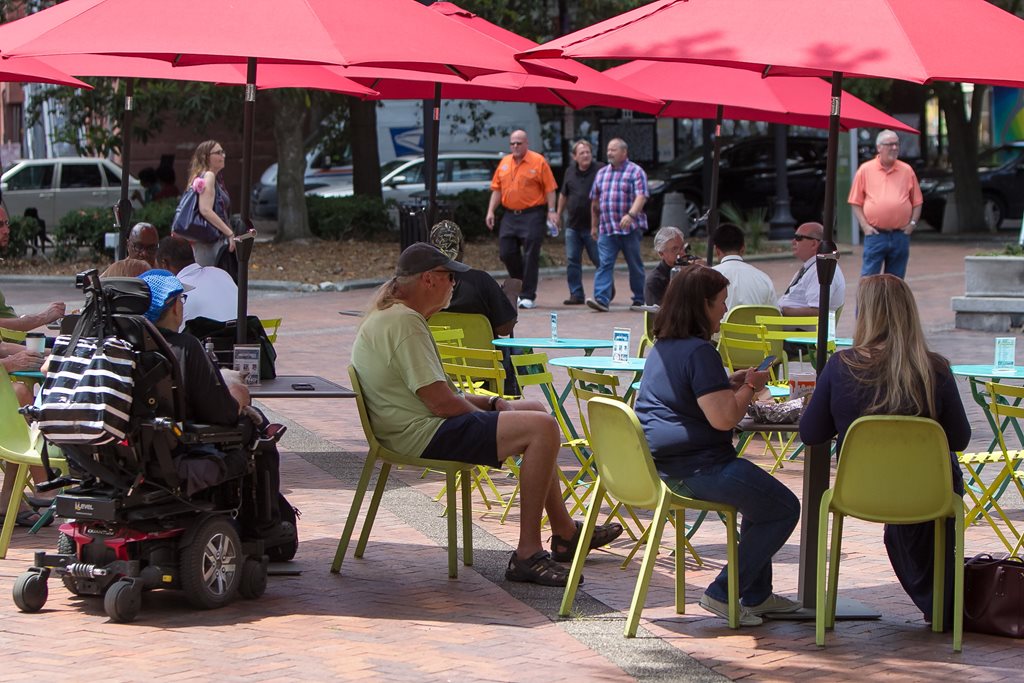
[815,72,844,375]
[237,58,257,346]
[115,78,135,260]
[427,83,442,229]
[705,105,724,265]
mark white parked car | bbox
[306,152,503,204]
[1,157,139,228]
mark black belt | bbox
[504,204,546,215]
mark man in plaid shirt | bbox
[587,138,649,312]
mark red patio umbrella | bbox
[0,55,89,88]
[603,59,916,261]
[524,0,1024,615]
[604,60,914,133]
[1,0,568,341]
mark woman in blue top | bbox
[635,265,801,627]
[800,274,970,625]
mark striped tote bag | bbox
[36,335,136,445]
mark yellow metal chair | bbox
[505,353,591,522]
[559,397,740,634]
[718,321,772,377]
[637,310,656,358]
[0,327,28,343]
[259,318,282,343]
[332,366,478,578]
[428,312,499,391]
[754,314,818,380]
[0,367,67,559]
[436,344,517,514]
[816,416,964,651]
[959,381,1024,557]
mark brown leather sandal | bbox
[505,550,576,587]
[550,520,624,562]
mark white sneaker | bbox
[745,593,801,616]
[699,592,763,626]
[518,298,535,309]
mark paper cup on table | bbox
[788,373,816,405]
[25,332,46,354]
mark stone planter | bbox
[951,255,1024,331]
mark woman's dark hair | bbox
[653,265,729,341]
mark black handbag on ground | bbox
[963,553,1024,638]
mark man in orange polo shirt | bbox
[848,129,922,279]
[486,129,557,309]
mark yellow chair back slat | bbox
[259,318,282,343]
[718,321,772,374]
[436,343,508,398]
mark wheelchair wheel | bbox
[104,580,141,623]
[180,516,242,609]
[57,532,84,596]
[237,557,267,600]
[13,571,48,613]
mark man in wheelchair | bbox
[12,269,294,623]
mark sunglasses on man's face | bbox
[429,269,455,282]
[793,234,819,242]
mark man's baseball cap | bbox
[429,220,464,261]
[395,242,469,277]
[139,269,194,322]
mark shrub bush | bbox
[53,208,115,261]
[306,195,391,241]
[131,198,179,237]
[0,215,42,260]
[451,189,493,242]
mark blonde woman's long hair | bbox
[187,140,221,187]
[841,274,947,418]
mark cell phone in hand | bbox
[756,355,778,372]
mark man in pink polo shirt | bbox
[848,129,923,279]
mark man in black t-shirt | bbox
[430,221,517,337]
[556,140,604,305]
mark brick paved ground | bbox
[1,236,1022,681]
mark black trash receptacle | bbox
[398,201,429,252]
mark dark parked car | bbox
[647,136,832,231]
[919,141,1024,231]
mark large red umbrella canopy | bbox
[0,0,568,81]
[604,60,915,132]
[524,0,1024,87]
[0,55,89,88]
[26,54,378,98]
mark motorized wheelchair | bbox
[11,270,291,623]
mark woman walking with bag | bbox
[183,140,234,267]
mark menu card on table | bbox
[994,337,1016,373]
[612,327,631,363]
[233,344,261,386]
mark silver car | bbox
[307,151,502,203]
[1,157,139,227]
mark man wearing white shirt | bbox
[156,235,237,323]
[778,222,845,316]
[711,223,776,311]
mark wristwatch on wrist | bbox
[627,212,637,219]
[548,208,557,213]
[909,220,917,227]
[488,395,500,410]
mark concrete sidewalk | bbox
[1,238,1022,682]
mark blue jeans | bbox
[861,230,910,278]
[665,458,800,606]
[565,227,599,299]
[593,229,645,306]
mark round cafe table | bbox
[490,337,613,355]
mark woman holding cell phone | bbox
[634,265,801,627]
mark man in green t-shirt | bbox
[352,243,622,587]
[0,207,66,332]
